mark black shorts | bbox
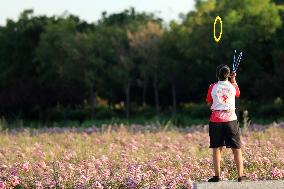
[209,120,241,149]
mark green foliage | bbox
[0,1,284,122]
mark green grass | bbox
[0,115,209,129]
[1,101,284,129]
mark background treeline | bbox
[0,0,284,124]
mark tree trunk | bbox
[171,79,177,116]
[90,86,97,119]
[153,73,160,115]
[125,82,131,118]
[142,77,147,107]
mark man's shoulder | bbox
[209,82,218,88]
[228,82,238,89]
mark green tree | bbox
[179,0,281,100]
[0,10,50,116]
[96,9,159,117]
[160,21,188,115]
[109,26,134,118]
[128,21,164,114]
[35,17,90,112]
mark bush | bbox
[257,104,283,117]
[94,107,116,119]
[181,103,211,118]
[241,99,284,121]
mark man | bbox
[206,64,247,182]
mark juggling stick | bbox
[232,50,243,73]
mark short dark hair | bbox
[216,64,230,81]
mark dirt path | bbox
[193,180,284,189]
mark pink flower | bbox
[10,166,18,176]
[34,142,41,148]
[64,151,76,161]
[185,133,193,140]
[220,171,228,181]
[102,169,110,179]
[35,181,43,189]
[176,155,182,161]
[22,162,30,172]
[251,172,258,181]
[0,181,6,189]
[271,167,283,179]
[79,175,88,184]
[100,155,108,163]
[11,176,20,186]
[47,181,57,188]
[92,181,104,189]
[185,178,193,189]
[125,177,138,189]
[113,175,123,182]
[38,161,47,169]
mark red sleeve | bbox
[206,84,214,104]
[231,83,240,98]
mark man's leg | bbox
[232,148,244,177]
[213,147,223,176]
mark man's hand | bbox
[230,72,237,83]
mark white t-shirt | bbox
[206,81,240,122]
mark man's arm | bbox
[206,84,214,105]
[230,72,237,83]
[230,72,240,97]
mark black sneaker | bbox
[208,176,220,182]
[238,175,248,182]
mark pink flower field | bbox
[0,123,283,189]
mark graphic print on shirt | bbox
[221,95,228,103]
[216,87,232,105]
[206,81,240,122]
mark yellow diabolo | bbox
[214,16,222,42]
